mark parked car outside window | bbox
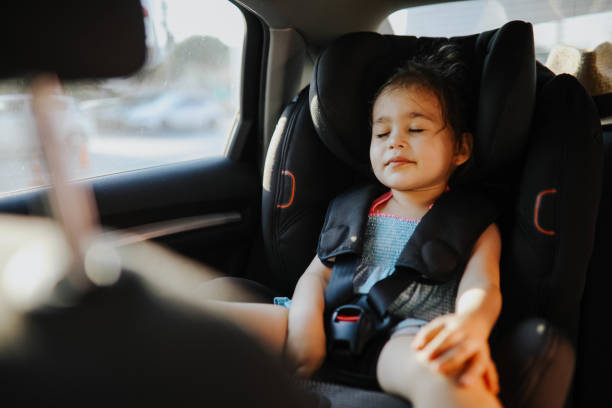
[0,0,245,196]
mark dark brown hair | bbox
[371,43,472,143]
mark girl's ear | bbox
[454,132,473,166]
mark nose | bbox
[388,129,404,149]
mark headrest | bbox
[0,0,145,80]
[546,42,612,97]
[309,21,536,185]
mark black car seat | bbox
[260,20,603,407]
[574,93,612,407]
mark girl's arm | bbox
[285,256,332,377]
[412,223,502,391]
[455,222,502,330]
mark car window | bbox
[387,0,611,63]
[0,0,245,196]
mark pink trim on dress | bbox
[369,191,393,214]
[369,191,421,222]
[370,213,421,222]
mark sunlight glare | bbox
[166,0,245,47]
[1,231,72,310]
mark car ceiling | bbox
[235,0,458,49]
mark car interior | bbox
[0,0,611,407]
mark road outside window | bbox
[0,0,245,195]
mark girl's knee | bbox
[377,335,492,408]
[377,335,436,396]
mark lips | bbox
[385,157,416,166]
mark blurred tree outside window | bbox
[0,0,245,195]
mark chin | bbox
[386,182,421,191]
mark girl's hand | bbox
[411,313,499,394]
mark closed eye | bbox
[376,131,390,138]
[409,128,424,133]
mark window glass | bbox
[0,0,245,196]
[387,0,612,63]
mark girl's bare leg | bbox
[377,334,502,408]
[205,300,289,354]
[196,276,289,353]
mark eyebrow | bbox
[373,112,434,124]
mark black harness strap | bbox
[367,271,418,317]
[324,256,361,313]
[320,185,500,319]
[317,184,387,262]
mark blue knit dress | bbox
[355,210,459,324]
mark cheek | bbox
[369,143,380,166]
[420,138,453,159]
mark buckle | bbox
[329,304,375,355]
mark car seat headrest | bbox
[309,20,536,186]
[0,0,145,80]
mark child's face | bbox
[370,85,470,193]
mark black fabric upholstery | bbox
[593,93,612,119]
[573,130,612,407]
[495,70,603,344]
[494,319,575,408]
[472,22,537,184]
[262,89,357,293]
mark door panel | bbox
[0,157,260,276]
